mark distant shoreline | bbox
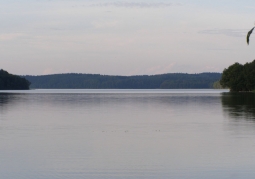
[23,72,222,89]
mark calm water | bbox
[2,89,255,179]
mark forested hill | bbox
[24,73,221,89]
[0,69,30,90]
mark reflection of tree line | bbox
[221,93,255,120]
[0,93,13,107]
[0,93,16,114]
[1,92,255,121]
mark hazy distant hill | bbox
[0,69,30,90]
[24,73,221,89]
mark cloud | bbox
[198,29,247,37]
[91,20,118,29]
[203,65,222,72]
[0,33,25,41]
[90,2,181,8]
[153,63,176,74]
[244,6,255,10]
[206,48,232,51]
[127,63,176,75]
[43,68,56,75]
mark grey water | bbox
[1,89,255,179]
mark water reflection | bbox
[0,93,12,106]
[0,93,19,115]
[3,90,255,179]
[221,92,255,121]
[0,92,221,111]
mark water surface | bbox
[1,89,255,179]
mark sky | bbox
[1,0,255,76]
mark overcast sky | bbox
[1,0,255,75]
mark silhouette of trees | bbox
[24,73,221,89]
[0,69,30,90]
[220,60,255,92]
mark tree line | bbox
[0,69,30,90]
[24,73,221,89]
[220,60,255,92]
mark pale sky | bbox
[1,0,255,76]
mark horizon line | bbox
[20,72,222,77]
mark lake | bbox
[1,89,255,179]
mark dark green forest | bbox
[220,60,255,92]
[0,69,30,90]
[24,73,221,89]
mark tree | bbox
[220,60,255,92]
[0,69,31,90]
